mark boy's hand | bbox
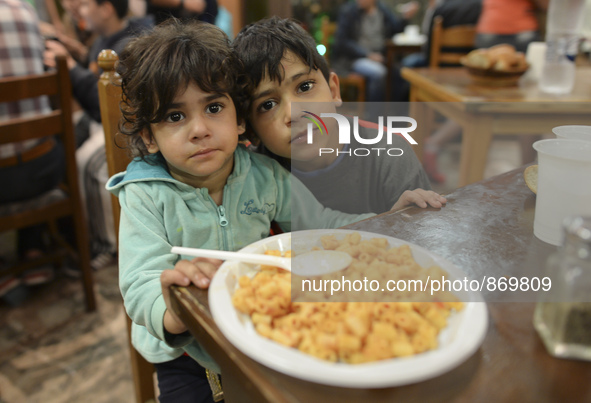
[160,257,222,334]
[390,189,447,211]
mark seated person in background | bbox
[40,0,97,66]
[331,0,419,102]
[147,0,217,26]
[44,0,152,267]
[475,0,547,53]
[106,20,375,402]
[44,0,153,128]
[233,17,446,215]
[0,0,65,299]
[403,0,482,68]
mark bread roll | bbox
[465,49,493,69]
[464,44,528,72]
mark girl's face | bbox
[248,51,342,171]
[141,81,245,189]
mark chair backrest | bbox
[98,49,160,402]
[429,16,476,68]
[0,57,78,222]
[97,50,157,403]
[97,50,132,232]
[0,56,96,311]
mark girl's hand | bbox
[160,257,222,334]
[391,189,447,211]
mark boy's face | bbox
[248,51,342,171]
[141,82,245,189]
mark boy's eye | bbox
[297,80,315,93]
[257,100,277,113]
[207,103,224,114]
[165,112,184,123]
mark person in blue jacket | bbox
[106,20,372,403]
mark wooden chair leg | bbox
[126,314,156,403]
[72,209,96,312]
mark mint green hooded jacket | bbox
[106,145,373,371]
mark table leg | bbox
[408,96,429,162]
[386,45,395,101]
[458,115,493,186]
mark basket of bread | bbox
[460,44,529,86]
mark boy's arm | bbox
[271,163,374,231]
[383,136,433,209]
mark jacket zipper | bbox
[204,187,229,250]
[217,205,228,227]
[213,201,229,251]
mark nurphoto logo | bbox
[304,112,418,157]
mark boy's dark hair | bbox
[233,16,331,134]
[96,0,128,20]
[117,19,242,159]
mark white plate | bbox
[209,229,488,388]
[393,33,427,46]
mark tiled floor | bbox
[0,138,523,403]
[0,261,133,403]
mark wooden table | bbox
[170,166,591,403]
[401,66,591,186]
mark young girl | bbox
[106,20,371,402]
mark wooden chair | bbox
[97,50,156,403]
[320,17,366,102]
[0,56,96,311]
[429,16,477,68]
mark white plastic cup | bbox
[552,125,591,141]
[533,139,591,245]
[525,42,547,81]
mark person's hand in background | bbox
[398,1,420,20]
[44,40,77,70]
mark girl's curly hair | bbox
[117,19,244,160]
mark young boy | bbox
[106,20,373,402]
[233,17,445,214]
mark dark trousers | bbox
[154,355,224,403]
[0,139,65,203]
[0,140,65,255]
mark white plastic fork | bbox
[170,247,352,275]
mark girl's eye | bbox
[165,112,184,123]
[298,80,314,93]
[257,100,277,113]
[207,103,224,114]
